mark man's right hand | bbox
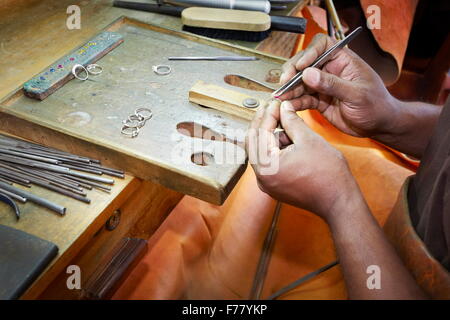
[278,33,397,138]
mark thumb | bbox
[303,67,355,101]
[280,101,309,144]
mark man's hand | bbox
[246,99,358,220]
[246,100,426,299]
[279,33,397,138]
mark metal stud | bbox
[242,98,260,109]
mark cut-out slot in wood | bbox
[224,74,275,92]
[191,152,214,166]
[177,121,233,144]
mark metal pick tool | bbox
[272,26,363,98]
[168,56,258,61]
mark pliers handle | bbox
[0,193,21,220]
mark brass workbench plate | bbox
[0,17,284,204]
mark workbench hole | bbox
[191,152,214,166]
[224,74,273,92]
[177,122,227,142]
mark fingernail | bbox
[304,68,320,86]
[281,101,294,111]
[279,73,287,83]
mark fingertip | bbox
[303,67,321,86]
[270,97,282,106]
[281,100,294,112]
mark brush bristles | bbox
[182,25,271,42]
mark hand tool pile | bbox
[0,134,124,219]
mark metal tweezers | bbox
[272,26,363,98]
[168,56,258,61]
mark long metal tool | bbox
[249,200,282,300]
[169,56,258,61]
[0,181,66,215]
[268,260,339,300]
[0,134,124,215]
[0,188,27,203]
[272,26,363,98]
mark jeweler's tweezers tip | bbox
[272,26,363,98]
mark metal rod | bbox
[5,147,91,164]
[0,147,61,164]
[28,145,100,163]
[168,56,258,61]
[59,163,104,175]
[0,174,31,187]
[48,181,87,196]
[61,175,112,192]
[64,162,125,178]
[249,201,282,300]
[0,156,112,184]
[0,187,27,203]
[88,164,124,175]
[68,171,114,185]
[0,181,66,215]
[0,163,82,191]
[325,0,344,40]
[0,169,31,184]
[31,169,84,188]
[0,163,89,203]
[57,160,125,178]
[0,177,12,185]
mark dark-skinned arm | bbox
[328,176,427,299]
[246,100,427,299]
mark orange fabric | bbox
[113,107,414,300]
[294,2,418,84]
[291,6,328,57]
[360,0,418,81]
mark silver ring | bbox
[152,65,171,75]
[123,115,145,128]
[121,125,139,138]
[87,64,103,75]
[72,64,89,81]
[135,107,153,121]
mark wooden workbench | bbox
[0,0,304,299]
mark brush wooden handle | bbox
[162,0,271,14]
[113,2,307,34]
[182,7,271,32]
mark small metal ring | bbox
[123,115,145,128]
[129,114,145,122]
[135,107,153,121]
[121,125,140,138]
[87,64,103,75]
[72,64,89,81]
[152,65,171,75]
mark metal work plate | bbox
[0,17,284,204]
